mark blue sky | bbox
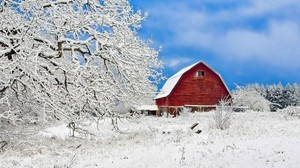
[130,0,300,90]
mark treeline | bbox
[237,83,300,111]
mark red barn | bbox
[155,61,231,115]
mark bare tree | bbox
[0,0,163,124]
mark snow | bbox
[1,111,300,168]
[155,61,230,99]
[0,48,12,55]
[39,125,71,141]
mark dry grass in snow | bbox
[1,111,300,168]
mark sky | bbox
[129,0,300,90]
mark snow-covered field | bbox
[1,111,300,168]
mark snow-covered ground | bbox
[1,111,300,168]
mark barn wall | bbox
[155,97,167,107]
[156,63,230,107]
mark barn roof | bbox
[154,61,230,99]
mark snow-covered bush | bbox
[278,106,300,119]
[232,86,271,112]
[0,0,163,125]
[211,99,233,130]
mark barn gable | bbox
[155,61,231,116]
[155,61,230,100]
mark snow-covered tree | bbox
[234,83,300,112]
[268,84,284,111]
[283,83,300,107]
[0,0,162,124]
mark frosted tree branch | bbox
[0,0,163,125]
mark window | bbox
[196,70,204,77]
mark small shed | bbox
[137,105,159,116]
[155,61,231,115]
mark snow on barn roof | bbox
[154,61,230,99]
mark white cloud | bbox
[165,57,192,68]
[238,0,300,17]
[145,0,300,70]
[223,21,300,67]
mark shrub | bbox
[211,99,233,130]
